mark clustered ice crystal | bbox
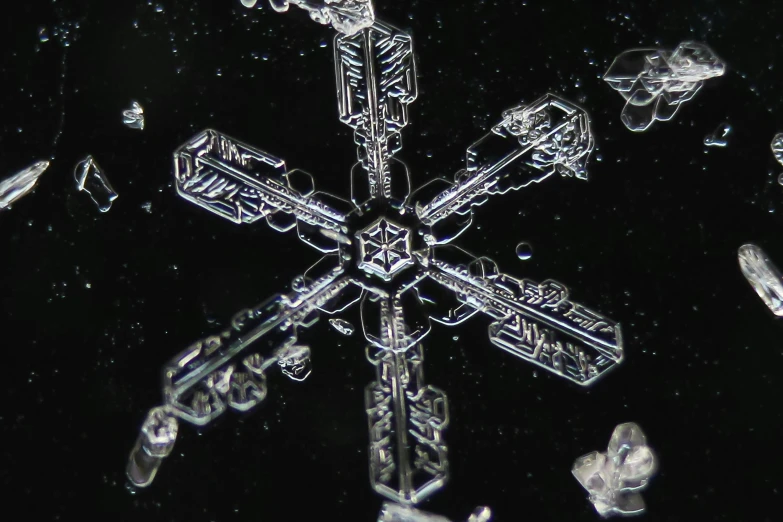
[604,42,725,132]
[572,422,656,518]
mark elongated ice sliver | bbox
[738,244,783,316]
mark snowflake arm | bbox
[126,264,359,487]
[335,21,417,207]
[362,295,448,505]
[415,94,594,231]
[419,246,623,387]
[174,129,352,249]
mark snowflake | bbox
[127,0,624,509]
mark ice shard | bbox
[738,244,783,316]
[74,155,118,212]
[0,160,49,211]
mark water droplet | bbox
[515,242,533,260]
[778,173,783,186]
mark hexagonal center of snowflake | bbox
[356,217,414,281]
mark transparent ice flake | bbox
[122,100,144,130]
[250,0,375,35]
[604,42,725,132]
[0,160,49,211]
[128,2,626,508]
[572,422,656,518]
[74,156,118,212]
[771,133,783,166]
[329,317,355,335]
[738,244,783,316]
[704,122,731,147]
[378,503,491,522]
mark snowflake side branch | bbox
[335,21,417,206]
[421,250,623,386]
[175,129,350,236]
[364,297,448,505]
[416,93,594,227]
[126,266,355,487]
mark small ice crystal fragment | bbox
[704,122,731,147]
[274,343,312,381]
[604,41,725,132]
[0,160,49,211]
[378,503,492,522]
[126,407,178,487]
[467,507,492,522]
[270,0,375,35]
[122,101,144,130]
[74,156,118,212]
[738,244,783,316]
[572,422,656,518]
[329,317,355,335]
[771,133,783,166]
[515,241,533,260]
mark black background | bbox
[1,0,782,520]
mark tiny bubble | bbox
[515,242,533,261]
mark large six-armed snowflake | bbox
[127,0,624,510]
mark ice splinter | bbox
[703,122,731,148]
[604,41,725,132]
[0,160,49,211]
[74,155,118,212]
[128,0,625,508]
[738,244,783,316]
[329,317,355,335]
[572,422,656,518]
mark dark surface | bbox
[1,1,782,520]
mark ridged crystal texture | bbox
[122,101,144,130]
[0,160,49,211]
[738,244,783,316]
[127,0,626,509]
[572,422,656,518]
[604,41,725,132]
[771,133,783,166]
